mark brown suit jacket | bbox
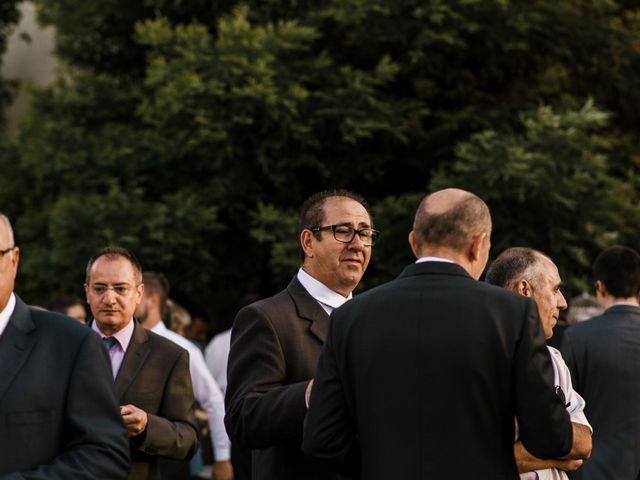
[225,276,344,480]
[113,320,198,480]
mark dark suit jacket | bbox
[303,262,573,480]
[0,296,130,479]
[225,276,342,480]
[562,305,640,480]
[113,320,198,480]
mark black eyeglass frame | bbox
[0,246,15,256]
[310,224,380,246]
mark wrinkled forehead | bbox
[321,196,371,226]
[88,256,139,284]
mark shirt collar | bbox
[297,267,351,314]
[416,256,455,264]
[0,292,16,337]
[92,317,135,352]
[150,321,168,334]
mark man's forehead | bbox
[90,256,137,279]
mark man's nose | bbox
[558,291,568,310]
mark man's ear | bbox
[469,232,485,262]
[408,231,421,258]
[300,229,314,259]
[516,280,533,297]
[595,280,606,297]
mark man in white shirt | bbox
[485,247,593,479]
[224,189,377,480]
[135,271,232,480]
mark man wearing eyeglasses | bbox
[85,246,198,480]
[0,214,130,478]
[225,190,377,480]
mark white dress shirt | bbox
[297,267,351,315]
[0,292,16,338]
[151,322,231,461]
[205,329,231,395]
[520,347,592,480]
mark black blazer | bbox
[562,305,640,480]
[225,276,343,480]
[113,321,199,480]
[303,262,573,480]
[0,296,130,479]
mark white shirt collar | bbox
[151,321,168,334]
[0,292,16,337]
[297,267,352,315]
[415,256,455,264]
[91,317,135,352]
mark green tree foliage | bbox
[0,0,21,128]
[3,1,640,327]
[431,100,640,292]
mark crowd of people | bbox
[0,187,639,480]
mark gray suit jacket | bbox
[0,296,130,479]
[225,276,343,480]
[562,305,640,480]
[112,320,198,480]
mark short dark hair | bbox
[413,193,490,251]
[593,245,640,299]
[85,246,143,284]
[142,272,170,319]
[297,189,370,261]
[485,247,541,289]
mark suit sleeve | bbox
[225,304,309,448]
[514,299,573,459]
[0,331,130,480]
[133,348,199,460]
[302,309,359,476]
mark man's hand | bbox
[305,379,314,408]
[212,460,233,480]
[120,404,148,437]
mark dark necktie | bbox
[102,336,118,350]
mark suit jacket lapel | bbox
[114,321,150,400]
[287,276,330,343]
[0,296,39,403]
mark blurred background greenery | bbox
[1,0,639,332]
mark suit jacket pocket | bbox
[7,409,57,426]
[126,391,160,413]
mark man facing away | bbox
[303,188,573,480]
[135,271,232,480]
[0,214,130,479]
[562,245,640,480]
[85,246,198,480]
[225,189,377,480]
[485,247,592,479]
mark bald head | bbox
[412,188,491,253]
[0,214,14,246]
[0,213,19,311]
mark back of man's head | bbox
[412,188,491,253]
[485,247,542,290]
[142,271,170,319]
[593,245,640,299]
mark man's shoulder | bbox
[145,327,190,358]
[29,307,93,341]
